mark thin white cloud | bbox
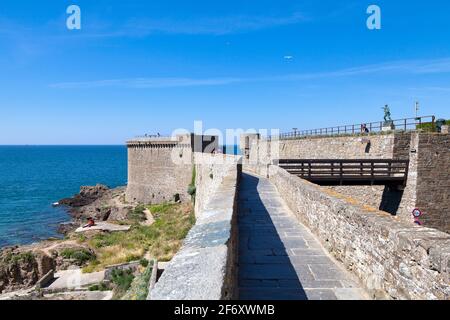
[412,60,450,74]
[50,77,244,89]
[120,13,307,36]
[274,58,450,80]
[0,12,309,62]
[409,86,450,93]
[1,12,307,41]
[49,57,450,89]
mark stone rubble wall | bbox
[243,132,449,233]
[279,134,397,159]
[267,165,450,300]
[325,185,388,211]
[415,133,450,232]
[150,155,242,300]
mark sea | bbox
[0,146,127,248]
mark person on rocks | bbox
[83,217,96,228]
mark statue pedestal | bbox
[382,121,395,132]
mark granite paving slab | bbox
[238,172,369,300]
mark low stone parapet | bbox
[268,165,450,300]
[35,270,55,290]
[150,155,242,300]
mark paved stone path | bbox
[75,222,131,233]
[43,290,113,300]
[46,269,105,291]
[238,173,369,300]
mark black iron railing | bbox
[273,116,435,140]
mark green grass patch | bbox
[111,268,135,299]
[416,120,449,132]
[121,261,154,300]
[191,165,196,186]
[88,282,110,291]
[150,203,175,217]
[187,166,196,201]
[416,122,437,132]
[81,202,195,272]
[127,204,147,222]
[2,251,35,265]
[60,248,95,265]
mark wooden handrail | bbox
[277,159,409,186]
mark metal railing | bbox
[272,116,435,140]
[132,135,177,141]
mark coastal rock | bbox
[74,205,111,222]
[57,222,79,235]
[56,186,133,237]
[59,184,109,208]
[1,185,134,295]
[0,248,55,294]
[107,204,134,221]
[59,186,131,222]
[78,187,131,221]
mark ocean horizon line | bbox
[0,144,127,147]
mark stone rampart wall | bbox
[267,165,450,300]
[150,155,242,300]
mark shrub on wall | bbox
[127,205,147,222]
[187,166,196,201]
[416,121,437,132]
[416,120,449,132]
[111,268,135,299]
[121,260,154,300]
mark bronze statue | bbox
[383,105,392,123]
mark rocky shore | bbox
[0,184,194,300]
[0,184,133,296]
[58,184,134,231]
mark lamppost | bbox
[415,101,419,119]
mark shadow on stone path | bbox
[238,173,369,300]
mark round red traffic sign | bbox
[412,208,422,218]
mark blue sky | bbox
[1,0,449,144]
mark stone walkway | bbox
[46,269,105,291]
[75,222,131,233]
[238,173,369,300]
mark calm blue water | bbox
[0,146,127,248]
[222,145,241,155]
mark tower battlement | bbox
[125,134,218,204]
